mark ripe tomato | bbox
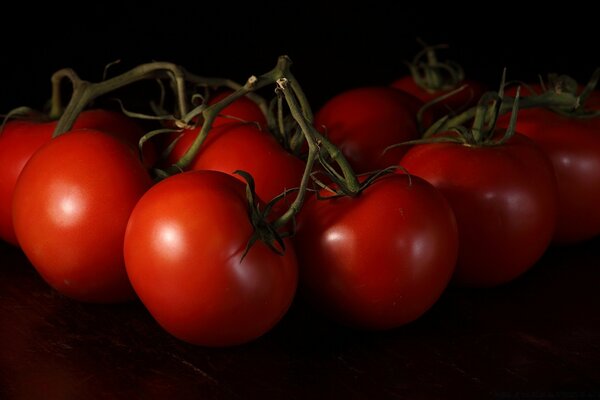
[166,122,305,217]
[400,132,558,287]
[293,173,458,330]
[391,76,485,121]
[12,130,152,302]
[124,170,298,347]
[208,89,267,129]
[314,86,427,174]
[0,109,150,246]
[497,85,600,244]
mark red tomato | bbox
[166,122,305,217]
[314,86,427,174]
[208,89,267,129]
[12,130,152,302]
[496,85,600,244]
[293,173,458,330]
[124,170,298,347]
[391,75,485,121]
[0,120,55,245]
[400,132,558,287]
[0,109,150,246]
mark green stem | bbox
[52,62,191,138]
[184,70,276,132]
[425,90,580,138]
[170,56,294,173]
[49,68,80,119]
[276,77,360,196]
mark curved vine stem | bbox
[52,62,191,138]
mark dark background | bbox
[1,3,598,114]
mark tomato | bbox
[0,109,150,246]
[293,173,458,330]
[12,130,152,302]
[166,122,305,217]
[0,120,55,245]
[124,170,298,347]
[496,85,600,244]
[391,75,485,121]
[400,132,558,287]
[208,89,267,129]
[314,86,427,174]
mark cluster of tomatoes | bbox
[1,52,598,348]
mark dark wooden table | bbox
[1,238,599,400]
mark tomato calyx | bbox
[234,170,288,260]
[406,39,465,93]
[413,70,580,142]
[535,68,600,118]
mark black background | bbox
[1,3,598,114]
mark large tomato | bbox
[0,109,149,246]
[124,170,298,347]
[12,130,152,302]
[166,122,305,217]
[400,132,558,287]
[293,173,458,330]
[496,85,600,244]
[314,86,428,174]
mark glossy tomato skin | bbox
[0,110,148,246]
[497,86,600,244]
[400,133,558,287]
[314,86,427,174]
[391,76,485,121]
[124,170,298,347]
[167,123,305,217]
[12,130,152,302]
[293,173,458,330]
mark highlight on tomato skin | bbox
[0,109,150,247]
[293,173,459,331]
[123,170,299,347]
[11,129,153,303]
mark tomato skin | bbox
[497,86,600,244]
[0,120,55,245]
[391,76,485,121]
[208,89,267,129]
[314,86,426,173]
[124,170,298,347]
[167,123,305,217]
[12,130,152,302]
[400,133,558,287]
[0,109,149,246]
[293,173,458,330]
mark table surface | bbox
[1,238,599,400]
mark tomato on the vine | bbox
[314,86,428,174]
[0,109,149,246]
[497,84,600,244]
[12,129,152,302]
[400,131,558,287]
[208,89,268,129]
[166,122,305,217]
[124,170,298,347]
[293,173,458,330]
